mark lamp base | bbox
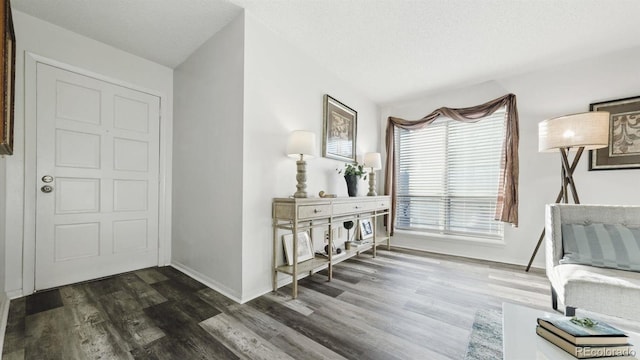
[526,147,583,271]
[367,171,377,196]
[293,159,308,198]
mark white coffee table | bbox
[503,303,640,360]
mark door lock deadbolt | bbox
[42,175,54,183]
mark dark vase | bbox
[344,175,359,197]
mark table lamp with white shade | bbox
[363,152,382,196]
[287,130,316,198]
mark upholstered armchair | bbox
[545,204,640,321]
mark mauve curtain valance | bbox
[384,93,520,235]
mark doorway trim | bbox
[22,52,172,295]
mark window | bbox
[394,108,506,239]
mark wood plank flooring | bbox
[2,248,551,359]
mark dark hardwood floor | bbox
[2,248,551,359]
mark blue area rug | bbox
[465,308,503,360]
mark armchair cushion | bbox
[560,223,640,272]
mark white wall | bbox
[242,13,380,300]
[382,46,640,269]
[172,14,245,300]
[5,8,380,303]
[4,11,173,295]
[171,12,380,302]
[0,157,6,298]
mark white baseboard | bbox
[0,292,10,356]
[241,271,323,303]
[170,261,243,304]
[240,288,270,304]
[6,289,23,300]
[169,263,332,304]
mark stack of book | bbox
[536,315,634,358]
[348,240,372,246]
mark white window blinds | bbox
[394,108,506,239]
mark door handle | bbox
[41,185,54,193]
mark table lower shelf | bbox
[275,236,391,276]
[275,257,329,275]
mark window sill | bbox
[394,229,506,247]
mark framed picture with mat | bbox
[359,218,373,240]
[282,232,314,265]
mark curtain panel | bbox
[384,93,520,235]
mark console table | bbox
[272,196,391,298]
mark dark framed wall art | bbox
[589,96,640,170]
[322,94,357,162]
[0,0,15,155]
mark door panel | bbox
[35,63,160,290]
[55,178,100,213]
[55,129,101,168]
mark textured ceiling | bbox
[12,0,640,103]
[12,0,243,68]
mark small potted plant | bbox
[337,162,367,197]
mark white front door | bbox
[35,63,160,290]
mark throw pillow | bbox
[561,223,640,272]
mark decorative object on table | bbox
[287,130,316,198]
[316,243,344,258]
[337,162,367,197]
[536,325,633,359]
[318,191,337,198]
[349,239,371,246]
[282,231,314,265]
[589,96,640,170]
[537,316,628,346]
[359,218,374,240]
[343,220,354,242]
[569,317,598,328]
[346,239,371,252]
[0,0,16,155]
[525,111,609,271]
[363,152,382,196]
[324,244,341,255]
[323,94,357,162]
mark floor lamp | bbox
[525,111,609,272]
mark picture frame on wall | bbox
[282,231,314,266]
[323,94,357,162]
[589,96,640,170]
[0,0,15,155]
[359,218,374,240]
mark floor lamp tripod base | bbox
[525,147,583,272]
